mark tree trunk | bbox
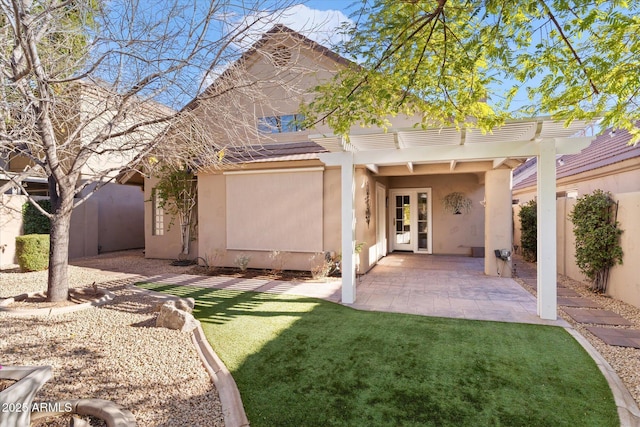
[46,211,72,302]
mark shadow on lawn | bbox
[140,284,620,427]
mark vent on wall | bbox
[271,46,292,67]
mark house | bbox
[0,81,172,267]
[513,127,640,309]
[143,25,596,320]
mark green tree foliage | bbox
[569,190,623,293]
[155,166,198,257]
[518,200,537,262]
[305,1,640,141]
[22,200,52,234]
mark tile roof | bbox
[513,126,640,190]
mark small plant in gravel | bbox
[15,234,50,272]
[518,200,537,262]
[234,254,251,272]
[569,190,623,293]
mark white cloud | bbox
[231,4,352,51]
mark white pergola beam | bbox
[450,160,457,171]
[366,164,379,174]
[338,137,592,166]
[537,139,558,320]
[407,162,414,173]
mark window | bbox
[258,114,305,133]
[152,189,164,236]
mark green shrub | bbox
[16,234,50,272]
[569,190,623,293]
[22,200,52,234]
[518,199,537,262]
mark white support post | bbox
[341,153,356,304]
[537,139,557,320]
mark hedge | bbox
[22,200,52,234]
[16,234,50,272]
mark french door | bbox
[390,188,432,253]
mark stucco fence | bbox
[0,185,144,268]
[513,191,640,310]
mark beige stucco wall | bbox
[0,194,114,266]
[484,169,513,277]
[194,164,341,271]
[388,173,485,256]
[0,194,27,267]
[608,192,640,308]
[69,197,99,259]
[144,176,192,259]
[354,168,380,274]
[94,183,144,253]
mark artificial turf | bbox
[139,283,618,427]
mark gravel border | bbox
[0,265,225,427]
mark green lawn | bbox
[139,283,618,427]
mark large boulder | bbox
[174,297,195,313]
[156,302,200,333]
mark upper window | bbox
[258,114,305,134]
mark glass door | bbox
[390,188,432,253]
[393,194,412,251]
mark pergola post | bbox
[340,153,356,304]
[537,139,558,320]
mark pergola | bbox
[310,117,595,321]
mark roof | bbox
[513,125,640,190]
[222,141,327,164]
[184,25,352,112]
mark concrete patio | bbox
[351,253,568,327]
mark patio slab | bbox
[586,327,640,349]
[557,288,581,297]
[558,297,603,308]
[563,308,633,326]
[353,254,568,327]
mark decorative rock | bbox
[156,302,200,332]
[175,297,195,313]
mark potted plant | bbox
[442,192,472,215]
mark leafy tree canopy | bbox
[305,0,640,142]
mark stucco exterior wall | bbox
[0,194,26,267]
[95,183,145,253]
[608,192,640,308]
[388,173,485,256]
[484,169,513,277]
[354,168,380,274]
[144,176,190,259]
[69,198,99,259]
[195,165,341,271]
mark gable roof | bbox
[184,25,352,112]
[513,125,640,190]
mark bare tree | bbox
[0,0,315,301]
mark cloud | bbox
[230,4,353,51]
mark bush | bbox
[16,234,50,272]
[569,190,623,293]
[22,200,52,234]
[518,200,537,262]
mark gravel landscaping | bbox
[0,251,224,427]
